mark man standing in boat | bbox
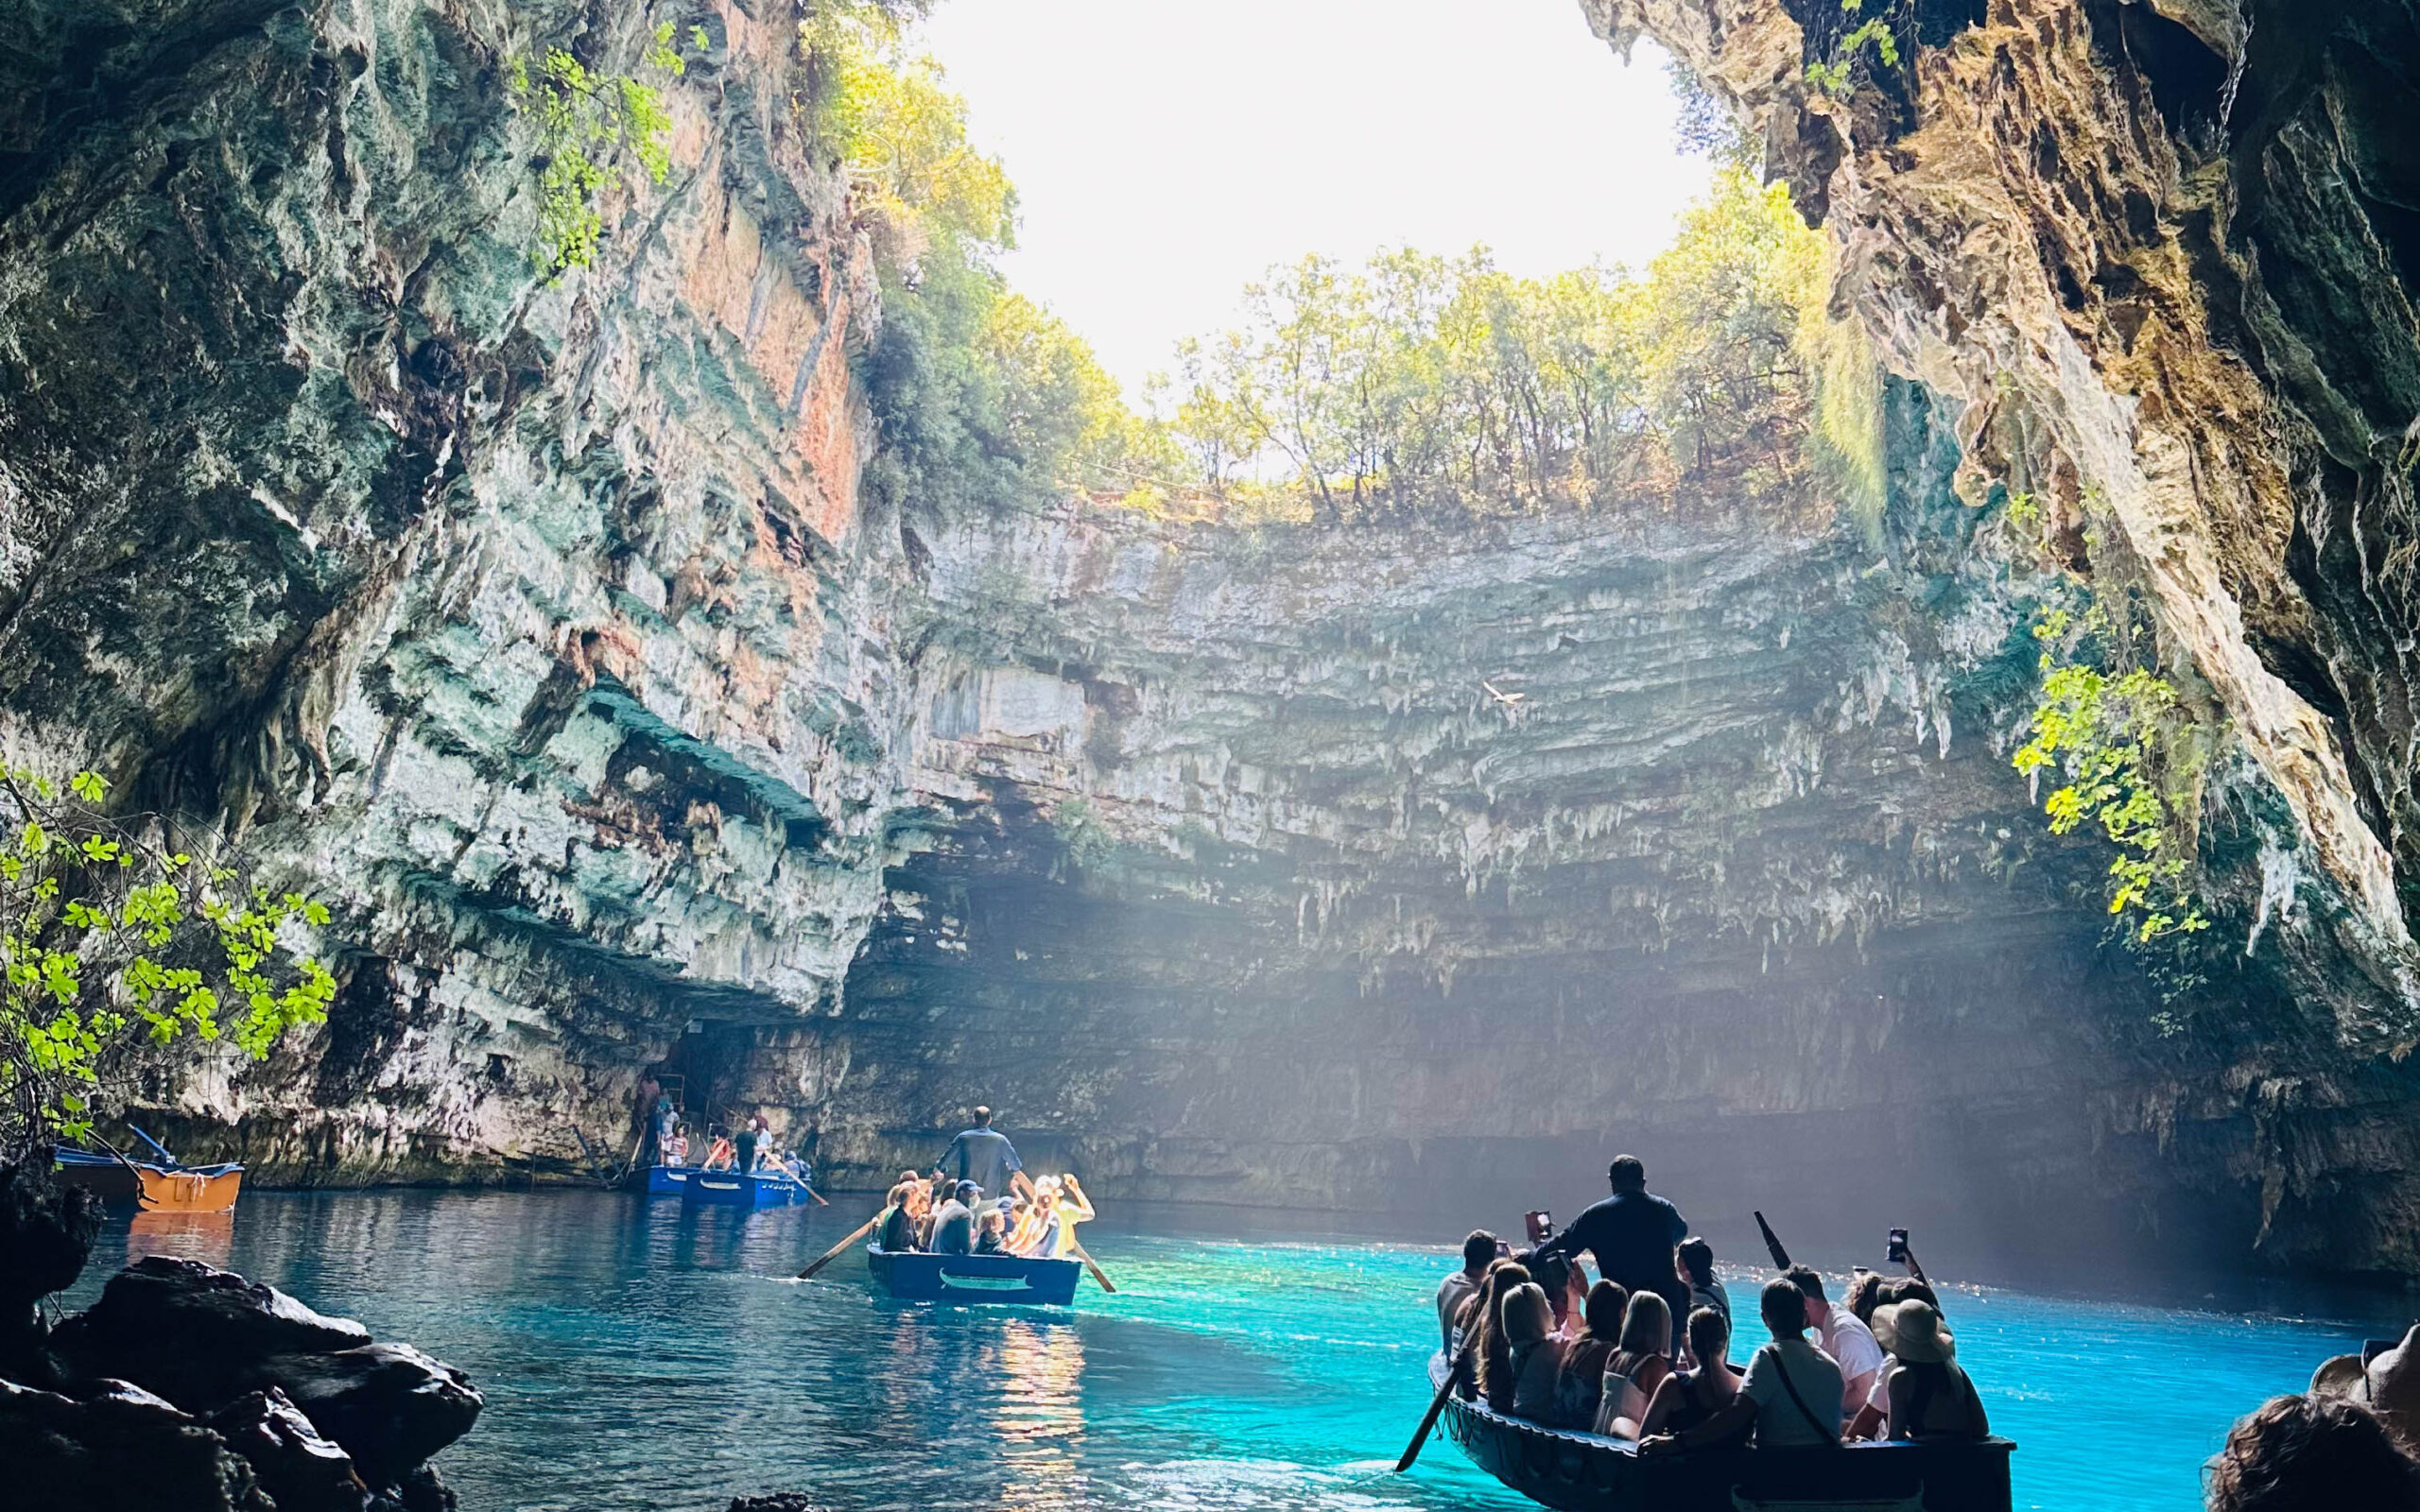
[1539,1154,1691,1351]
[940,1106,1036,1205]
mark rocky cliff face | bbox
[1,0,2415,1276]
[1582,0,2420,1267]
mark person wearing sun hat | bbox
[1869,1298,1989,1441]
[2311,1323,2420,1450]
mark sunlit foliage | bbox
[510,23,702,279]
[2014,600,2212,951]
[0,765,336,1155]
[1162,171,1876,525]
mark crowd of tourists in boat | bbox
[1436,1155,1987,1452]
[870,1106,1097,1260]
[649,1096,812,1186]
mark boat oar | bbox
[1067,1239,1117,1294]
[1754,1210,1792,1270]
[1395,1336,1476,1473]
[797,1213,882,1279]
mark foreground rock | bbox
[2,1215,477,1512]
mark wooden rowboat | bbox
[679,1167,804,1207]
[1426,1353,2014,1512]
[53,1146,245,1214]
[867,1245,1083,1306]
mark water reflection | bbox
[126,1208,233,1268]
[57,1190,2390,1512]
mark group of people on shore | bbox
[2203,1328,2420,1509]
[1438,1156,1987,1452]
[875,1107,1098,1260]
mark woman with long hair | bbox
[1501,1281,1564,1422]
[1550,1280,1630,1430]
[1596,1290,1674,1437]
[1461,1259,1532,1409]
[1640,1305,1746,1440]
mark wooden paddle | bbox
[797,1212,882,1279]
[1754,1210,1792,1269]
[1395,1335,1476,1473]
[1067,1239,1117,1294]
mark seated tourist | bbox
[1011,1177,1061,1255]
[1550,1280,1629,1430]
[1438,1230,1496,1353]
[1639,1277,1843,1454]
[701,1129,735,1171]
[1675,1237,1730,1356]
[2207,1394,2420,1511]
[1051,1174,1097,1256]
[1640,1305,1746,1441]
[2311,1323,2420,1452]
[1501,1280,1565,1423]
[930,1181,979,1256]
[1844,1269,1887,1329]
[976,1207,1011,1255]
[1870,1300,1987,1440]
[1789,1264,1883,1434]
[1523,1250,1582,1338]
[876,1181,924,1252]
[1464,1260,1532,1407]
[1595,1291,1673,1438]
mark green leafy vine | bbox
[0,764,337,1153]
[2013,605,2211,949]
[510,22,707,279]
[1806,0,1906,98]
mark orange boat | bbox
[135,1163,244,1212]
[53,1126,245,1215]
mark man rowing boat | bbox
[939,1105,1037,1203]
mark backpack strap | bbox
[1772,1348,1840,1446]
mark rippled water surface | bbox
[64,1191,2394,1511]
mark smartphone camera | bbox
[1524,1210,1555,1246]
[1887,1227,1910,1265]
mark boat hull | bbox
[136,1165,243,1213]
[679,1168,801,1207]
[646,1163,695,1196]
[867,1246,1083,1306]
[1428,1354,2014,1512]
[54,1150,244,1213]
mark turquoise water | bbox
[64,1191,2394,1511]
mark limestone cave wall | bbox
[1,0,2416,1278]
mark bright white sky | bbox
[918,0,1714,401]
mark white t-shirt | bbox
[1739,1338,1844,1448]
[1820,1308,1886,1419]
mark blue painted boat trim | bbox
[865,1246,1083,1306]
[679,1168,803,1207]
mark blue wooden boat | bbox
[679,1167,803,1207]
[866,1245,1083,1306]
[1426,1352,2014,1512]
[646,1163,695,1196]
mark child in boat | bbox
[666,1128,689,1166]
[976,1207,1011,1254]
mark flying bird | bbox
[1482,680,1526,708]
